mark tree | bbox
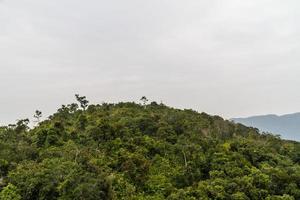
[15,119,30,134]
[140,96,148,106]
[33,110,42,124]
[75,94,89,110]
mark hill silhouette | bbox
[232,113,300,141]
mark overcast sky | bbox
[0,0,300,124]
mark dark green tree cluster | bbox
[0,95,299,199]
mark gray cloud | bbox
[0,0,300,124]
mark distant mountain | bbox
[232,113,300,141]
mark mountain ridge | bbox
[232,112,300,141]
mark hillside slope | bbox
[232,113,300,141]
[0,97,299,200]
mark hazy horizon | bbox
[1,0,300,125]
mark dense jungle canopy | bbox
[0,96,299,200]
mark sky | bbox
[0,0,300,125]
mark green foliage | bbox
[0,183,21,200]
[0,97,299,199]
[75,94,89,110]
[34,110,42,124]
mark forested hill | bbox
[0,96,300,200]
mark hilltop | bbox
[0,96,299,200]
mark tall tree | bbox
[140,96,148,106]
[33,110,42,124]
[75,94,89,110]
